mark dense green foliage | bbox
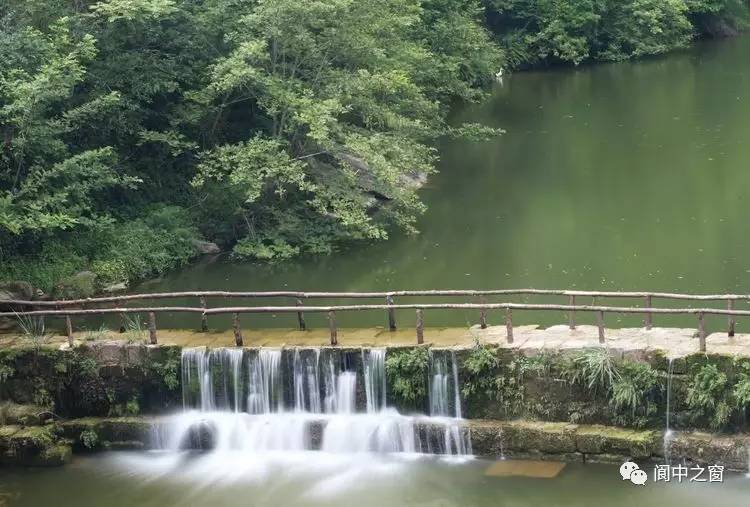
[684,358,750,430]
[484,0,750,67]
[0,0,500,293]
[385,347,430,408]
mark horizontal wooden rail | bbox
[5,288,750,308]
[5,301,744,352]
[4,302,750,317]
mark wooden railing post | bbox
[416,309,424,344]
[568,295,576,330]
[644,295,652,330]
[148,312,157,344]
[119,312,126,333]
[200,296,208,332]
[328,311,338,345]
[698,312,706,352]
[479,296,488,329]
[65,315,74,347]
[505,308,513,344]
[386,295,396,331]
[728,299,736,337]
[296,298,306,331]
[596,310,605,344]
[232,313,243,346]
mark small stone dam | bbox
[3,328,750,471]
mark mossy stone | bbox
[575,425,656,458]
[502,421,578,454]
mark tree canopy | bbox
[0,0,501,292]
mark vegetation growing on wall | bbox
[385,347,430,410]
[684,358,750,430]
[458,344,663,428]
[0,343,182,417]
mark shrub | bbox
[385,348,430,408]
[686,363,731,430]
[610,361,660,428]
[80,429,99,449]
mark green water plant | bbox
[610,361,660,428]
[686,363,731,430]
[123,314,146,343]
[564,348,661,428]
[732,361,750,409]
[385,348,430,408]
[565,347,619,395]
[14,313,51,350]
[461,340,555,418]
[461,339,501,400]
[82,325,110,342]
[80,429,99,450]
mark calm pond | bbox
[3,453,750,507]
[128,36,750,330]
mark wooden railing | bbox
[2,289,748,351]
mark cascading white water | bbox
[363,348,386,413]
[247,349,282,414]
[664,357,675,464]
[427,349,472,455]
[293,349,322,413]
[429,351,450,416]
[428,350,464,418]
[451,351,462,419]
[162,347,472,458]
[333,371,357,414]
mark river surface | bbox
[127,36,750,331]
[3,453,749,507]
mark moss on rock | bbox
[0,423,71,467]
[502,421,578,454]
[575,425,656,458]
[0,402,51,426]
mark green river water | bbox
[3,453,749,507]
[121,36,750,332]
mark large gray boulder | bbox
[0,281,36,330]
[0,281,34,304]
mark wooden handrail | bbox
[3,301,741,351]
[3,302,750,317]
[5,288,750,307]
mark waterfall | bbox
[293,349,321,413]
[323,352,339,414]
[429,350,450,416]
[425,349,471,456]
[164,346,472,458]
[428,350,464,418]
[247,349,282,414]
[363,348,386,413]
[664,357,675,464]
[451,351,462,419]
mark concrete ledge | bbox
[466,419,750,471]
[1,325,747,358]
